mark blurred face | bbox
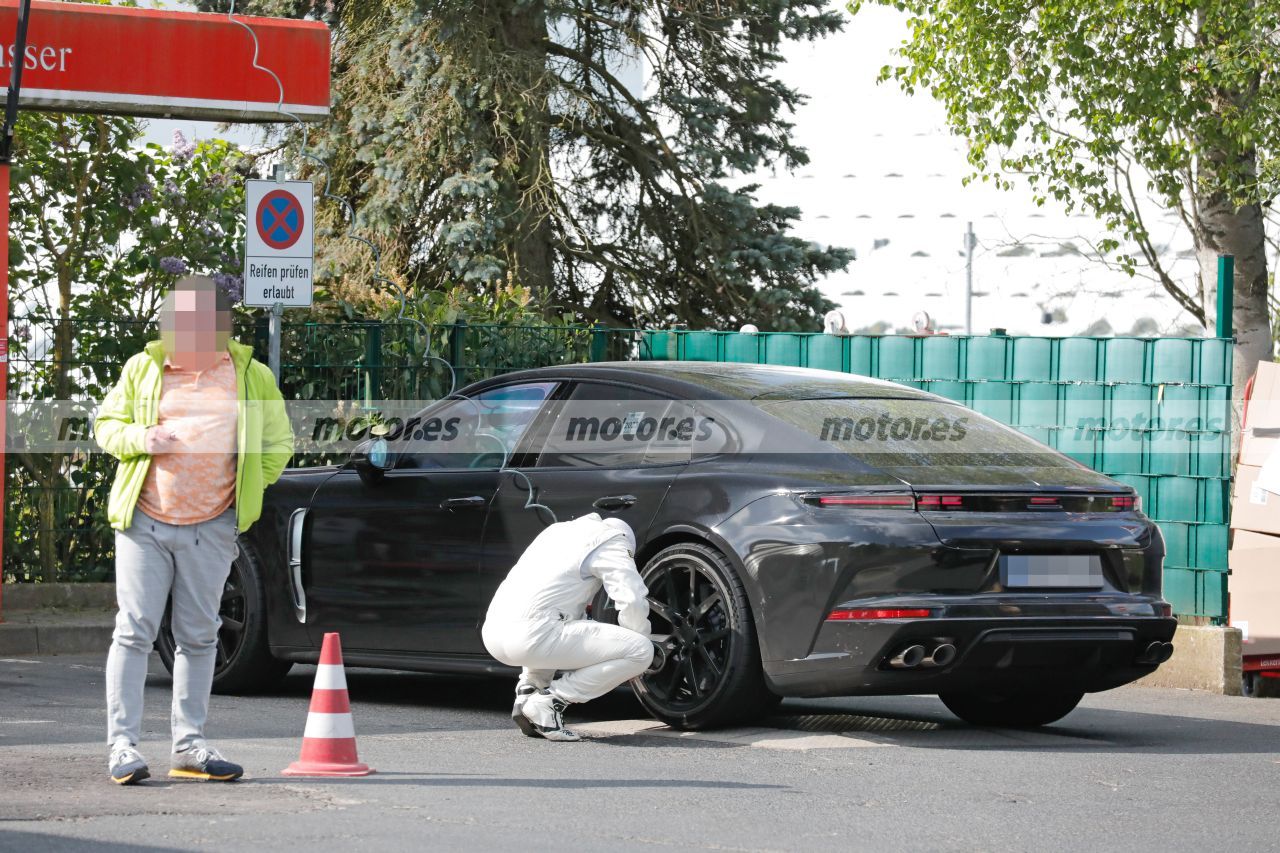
[160,285,231,357]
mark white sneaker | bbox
[521,691,581,742]
[512,683,540,737]
[109,742,150,785]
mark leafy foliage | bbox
[212,0,852,330]
[851,0,1278,334]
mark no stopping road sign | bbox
[244,180,314,307]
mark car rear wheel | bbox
[939,690,1084,727]
[629,542,778,730]
[156,539,291,694]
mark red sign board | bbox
[257,188,306,250]
[0,1,330,122]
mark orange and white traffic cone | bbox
[282,632,374,777]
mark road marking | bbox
[0,658,40,665]
[1,720,56,725]
[572,719,888,749]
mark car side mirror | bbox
[349,437,393,484]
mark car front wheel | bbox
[629,542,778,730]
[155,539,291,694]
[939,690,1084,727]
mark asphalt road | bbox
[2,654,1277,852]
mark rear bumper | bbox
[763,614,1178,697]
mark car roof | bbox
[467,361,936,401]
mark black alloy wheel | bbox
[629,542,778,729]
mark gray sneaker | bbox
[169,744,243,782]
[109,743,150,785]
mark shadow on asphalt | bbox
[6,657,1276,757]
[261,667,1280,757]
[0,832,181,852]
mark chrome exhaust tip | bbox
[1138,640,1174,665]
[889,644,927,669]
[927,643,957,668]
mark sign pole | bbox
[964,221,975,336]
[269,303,282,382]
[0,0,33,620]
[0,163,9,618]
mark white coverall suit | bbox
[482,514,655,706]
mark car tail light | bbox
[814,492,1141,513]
[1157,602,1172,618]
[815,495,915,509]
[916,494,964,509]
[827,608,934,621]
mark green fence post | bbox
[448,318,468,388]
[364,322,383,408]
[1216,255,1234,339]
[590,323,608,363]
[253,313,269,361]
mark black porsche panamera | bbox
[158,362,1176,729]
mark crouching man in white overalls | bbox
[482,514,654,741]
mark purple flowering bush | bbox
[171,129,197,162]
[126,136,251,302]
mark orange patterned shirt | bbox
[136,353,238,525]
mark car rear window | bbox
[753,397,1089,483]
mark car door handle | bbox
[441,496,487,510]
[593,494,638,510]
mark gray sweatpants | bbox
[106,506,238,752]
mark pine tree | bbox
[216,0,852,330]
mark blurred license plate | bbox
[1002,555,1103,589]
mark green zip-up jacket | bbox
[95,339,294,533]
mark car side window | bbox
[394,382,558,470]
[535,382,693,469]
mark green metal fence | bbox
[254,321,646,402]
[3,319,646,583]
[638,330,1233,623]
[4,319,1233,622]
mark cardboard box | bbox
[1241,361,1280,467]
[1231,464,1280,536]
[1229,530,1280,658]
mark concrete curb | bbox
[0,617,114,657]
[2,582,116,611]
[1135,625,1243,695]
[1,584,116,657]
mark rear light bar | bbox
[916,494,963,509]
[816,495,915,508]
[812,492,1141,512]
[827,608,934,621]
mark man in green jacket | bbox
[95,276,293,785]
